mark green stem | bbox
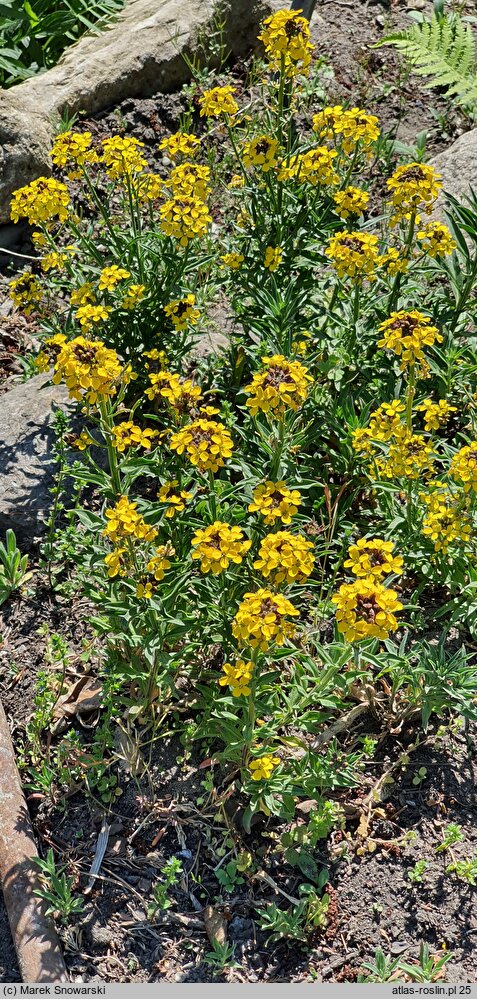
[99,398,122,496]
[388,213,416,313]
[208,468,217,521]
[269,418,285,479]
[405,364,416,433]
[449,254,477,334]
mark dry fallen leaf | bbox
[203,905,227,948]
[51,676,102,734]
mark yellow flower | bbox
[70,283,95,306]
[75,303,112,332]
[98,265,131,292]
[104,547,128,578]
[157,481,192,518]
[377,311,442,370]
[264,246,282,272]
[421,486,470,554]
[51,335,133,403]
[146,544,174,580]
[344,538,403,580]
[164,162,211,201]
[220,252,244,270]
[11,177,70,225]
[41,250,71,273]
[219,660,253,698]
[169,419,233,473]
[326,231,380,280]
[296,147,339,186]
[249,480,301,525]
[122,284,146,310]
[244,354,312,418]
[232,588,299,651]
[416,222,456,258]
[415,398,456,432]
[450,443,477,493]
[159,132,201,160]
[379,432,435,480]
[258,9,314,77]
[199,85,239,117]
[159,195,211,246]
[35,333,67,373]
[50,131,98,170]
[145,371,202,412]
[387,162,442,226]
[70,431,95,451]
[101,135,147,179]
[111,422,158,453]
[134,173,163,201]
[249,751,280,780]
[103,496,157,544]
[9,271,43,314]
[332,579,403,643]
[312,106,379,154]
[243,136,279,172]
[254,531,314,585]
[380,247,409,276]
[136,582,154,599]
[228,174,244,189]
[191,521,251,574]
[333,186,369,219]
[164,293,200,330]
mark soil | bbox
[1,0,477,984]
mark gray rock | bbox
[431,129,477,218]
[0,0,271,223]
[0,375,75,544]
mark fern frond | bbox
[376,12,477,108]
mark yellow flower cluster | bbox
[333,578,403,643]
[421,487,470,554]
[157,481,192,518]
[41,250,71,272]
[191,521,251,574]
[122,284,146,310]
[415,398,456,432]
[244,355,312,418]
[159,132,201,160]
[9,272,43,314]
[377,433,435,480]
[220,252,244,270]
[219,660,253,698]
[159,195,212,246]
[169,419,234,473]
[50,131,98,175]
[333,186,369,220]
[296,147,339,187]
[71,283,94,306]
[326,231,380,280]
[98,265,131,292]
[145,371,202,411]
[312,106,379,154]
[101,136,147,179]
[199,85,238,117]
[386,162,442,225]
[232,588,299,650]
[416,222,456,258]
[450,443,477,493]
[51,335,132,403]
[11,177,70,225]
[111,422,158,452]
[135,545,175,599]
[249,752,280,781]
[254,531,314,585]
[164,294,200,330]
[249,480,301,525]
[258,9,313,77]
[344,538,403,579]
[243,136,278,172]
[103,496,157,544]
[381,247,409,276]
[165,162,211,201]
[264,246,282,272]
[352,400,406,455]
[377,311,442,370]
[75,303,112,332]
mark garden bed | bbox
[2,0,477,986]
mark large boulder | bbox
[431,129,477,213]
[0,375,75,544]
[0,0,271,223]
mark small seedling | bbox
[203,939,239,971]
[435,823,463,853]
[407,860,428,884]
[215,860,244,894]
[0,529,32,605]
[33,849,83,923]
[446,854,477,886]
[412,766,427,786]
[147,857,183,918]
